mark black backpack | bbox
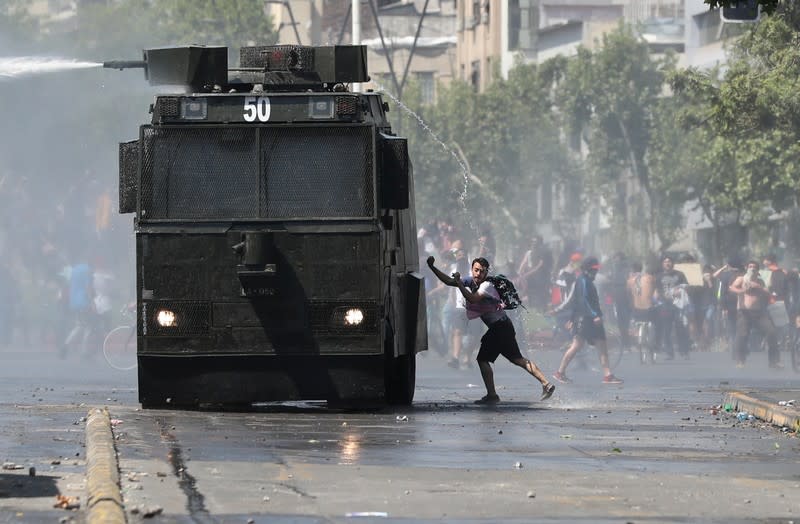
[487,275,524,310]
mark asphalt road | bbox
[0,344,798,523]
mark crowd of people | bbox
[604,252,799,370]
[0,171,133,357]
[2,172,796,378]
[420,218,800,383]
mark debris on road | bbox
[53,495,80,510]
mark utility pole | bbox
[352,0,361,92]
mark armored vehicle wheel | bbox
[385,352,415,405]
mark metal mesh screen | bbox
[140,125,374,220]
[158,97,180,118]
[118,140,138,214]
[240,45,314,70]
[336,96,357,116]
[143,127,259,219]
[261,126,373,218]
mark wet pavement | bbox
[0,345,798,522]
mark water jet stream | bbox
[377,87,474,232]
[0,56,102,79]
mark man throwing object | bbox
[428,255,555,404]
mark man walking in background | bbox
[552,257,623,385]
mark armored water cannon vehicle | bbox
[111,44,426,409]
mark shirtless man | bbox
[627,261,657,363]
[729,260,781,368]
[628,261,657,323]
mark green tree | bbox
[64,0,277,59]
[398,62,577,254]
[156,0,278,58]
[67,1,164,57]
[556,25,676,253]
[670,11,800,256]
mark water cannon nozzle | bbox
[103,60,147,71]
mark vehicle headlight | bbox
[344,308,364,326]
[180,97,207,120]
[157,310,177,327]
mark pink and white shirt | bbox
[465,280,506,325]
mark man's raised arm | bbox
[426,256,458,287]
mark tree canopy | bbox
[670,10,800,256]
[400,10,800,261]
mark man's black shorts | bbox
[572,316,606,345]
[476,317,523,363]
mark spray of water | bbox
[0,57,102,79]
[376,86,474,231]
[377,86,538,333]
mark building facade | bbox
[269,0,458,103]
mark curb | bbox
[724,391,800,432]
[85,407,126,524]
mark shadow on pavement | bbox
[0,472,59,498]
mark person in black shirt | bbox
[762,254,789,302]
[654,256,690,359]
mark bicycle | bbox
[632,319,655,364]
[102,306,137,370]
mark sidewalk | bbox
[723,388,800,431]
